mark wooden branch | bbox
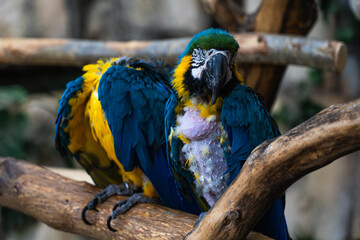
[199,0,250,31]
[0,157,195,239]
[0,0,321,108]
[243,0,318,108]
[185,99,360,239]
[0,157,270,240]
[0,38,187,67]
[237,33,346,72]
[1,100,360,239]
[0,34,346,72]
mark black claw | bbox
[81,206,92,225]
[81,184,142,228]
[81,203,99,225]
[112,203,119,211]
[112,199,126,211]
[107,215,117,232]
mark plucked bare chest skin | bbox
[176,106,229,206]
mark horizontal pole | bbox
[0,33,347,72]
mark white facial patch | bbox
[191,65,206,79]
[191,49,232,86]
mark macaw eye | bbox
[193,49,199,58]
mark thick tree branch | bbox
[0,157,270,240]
[0,157,196,239]
[1,99,359,239]
[185,99,360,239]
[0,34,345,72]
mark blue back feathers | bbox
[98,59,171,172]
[98,58,202,213]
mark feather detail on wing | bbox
[221,84,289,240]
[55,58,143,188]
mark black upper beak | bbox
[201,53,228,105]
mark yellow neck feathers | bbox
[172,55,192,101]
[233,63,244,84]
[172,55,244,118]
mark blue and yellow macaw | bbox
[55,57,200,230]
[164,28,290,240]
[56,28,289,238]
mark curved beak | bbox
[201,53,228,105]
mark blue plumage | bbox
[98,58,202,214]
[222,85,280,183]
[56,28,290,238]
[98,62,169,171]
[221,85,289,239]
[165,28,289,239]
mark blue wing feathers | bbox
[225,126,252,184]
[144,145,202,214]
[98,59,201,213]
[222,85,277,147]
[222,84,288,240]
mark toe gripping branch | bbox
[81,183,141,225]
[107,193,162,232]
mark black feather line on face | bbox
[183,66,211,102]
[182,65,241,102]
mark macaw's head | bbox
[172,28,243,105]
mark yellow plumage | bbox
[233,63,244,84]
[172,55,192,101]
[178,132,190,145]
[64,58,157,195]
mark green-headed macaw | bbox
[164,28,290,240]
[55,57,201,231]
[56,28,289,239]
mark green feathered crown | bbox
[179,28,239,59]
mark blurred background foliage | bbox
[0,86,28,159]
[0,0,359,239]
[273,69,324,130]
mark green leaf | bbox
[0,85,28,110]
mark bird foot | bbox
[82,183,141,225]
[107,192,161,232]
